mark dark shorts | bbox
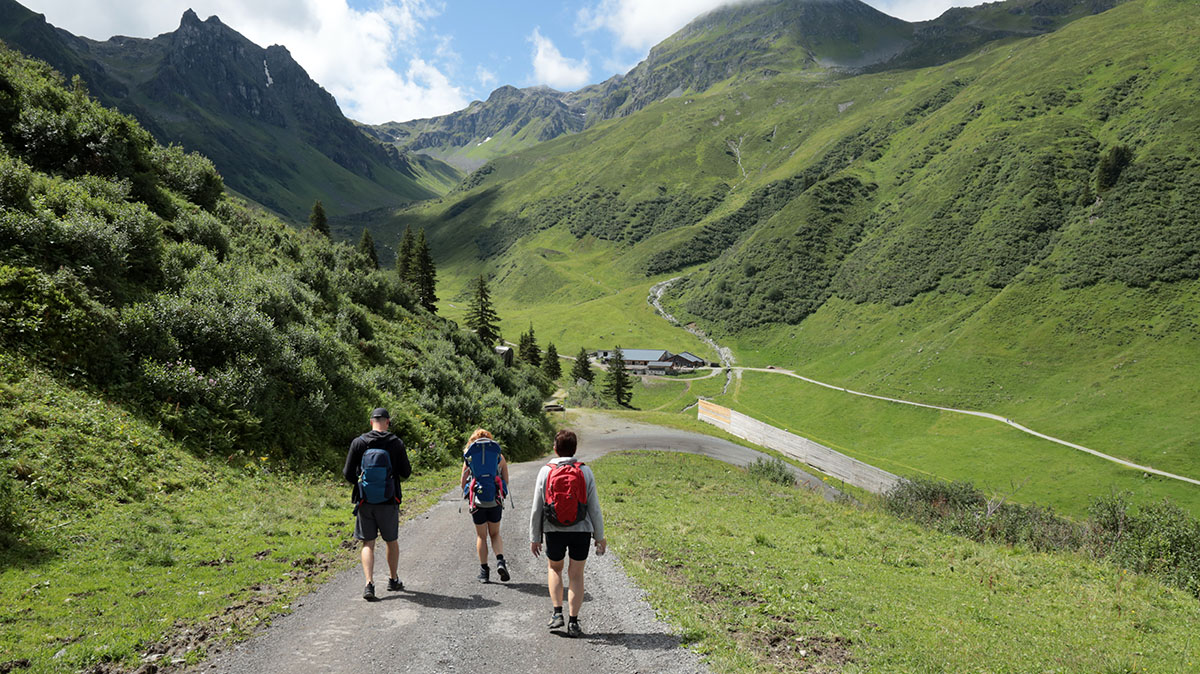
[471,505,503,526]
[355,503,399,542]
[545,531,591,562]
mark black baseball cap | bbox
[370,408,390,419]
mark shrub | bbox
[1089,494,1200,597]
[885,477,1200,596]
[746,457,795,486]
[564,380,607,409]
[151,144,223,210]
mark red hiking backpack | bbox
[543,460,587,526]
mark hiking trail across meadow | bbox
[193,412,836,673]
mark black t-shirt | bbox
[343,430,411,503]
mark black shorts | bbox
[354,503,399,542]
[471,505,503,525]
[545,531,591,562]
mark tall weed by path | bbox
[885,476,1200,596]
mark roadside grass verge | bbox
[597,451,1200,674]
[726,370,1200,518]
[0,361,456,672]
[0,467,454,672]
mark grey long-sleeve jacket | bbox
[529,456,605,543]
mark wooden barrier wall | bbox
[698,400,901,495]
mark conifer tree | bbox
[309,200,329,237]
[395,225,415,285]
[357,228,379,269]
[543,343,561,379]
[414,229,438,313]
[466,275,500,345]
[570,346,594,384]
[602,346,632,407]
[518,322,541,367]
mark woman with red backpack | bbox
[529,429,606,637]
[461,428,511,583]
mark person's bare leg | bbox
[567,558,586,617]
[360,540,375,584]
[547,559,565,607]
[385,539,399,579]
[475,523,489,564]
[487,521,503,557]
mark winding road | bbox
[192,412,834,674]
[645,282,1200,487]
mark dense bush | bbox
[746,457,795,486]
[1089,494,1200,597]
[0,45,551,478]
[885,476,1200,596]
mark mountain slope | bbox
[366,0,1125,165]
[383,0,1199,482]
[0,1,461,218]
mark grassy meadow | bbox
[0,357,457,672]
[598,451,1200,674]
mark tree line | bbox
[309,201,438,313]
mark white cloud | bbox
[528,27,591,90]
[576,0,736,52]
[869,0,982,21]
[477,65,498,90]
[19,0,468,124]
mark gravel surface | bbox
[194,411,832,673]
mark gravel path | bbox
[193,412,832,673]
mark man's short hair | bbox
[370,407,390,420]
[554,429,577,457]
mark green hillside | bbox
[381,0,1199,508]
[0,1,462,220]
[0,44,546,670]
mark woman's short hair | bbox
[468,428,493,444]
[554,429,577,457]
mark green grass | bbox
[0,359,456,672]
[597,451,1200,673]
[384,0,1200,524]
[724,370,1200,518]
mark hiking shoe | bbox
[386,577,404,592]
[547,612,565,629]
[566,620,582,638]
[362,582,376,602]
[477,566,490,584]
[496,559,510,582]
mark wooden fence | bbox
[697,400,901,495]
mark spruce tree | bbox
[357,228,379,269]
[395,225,416,285]
[543,343,561,379]
[570,346,594,384]
[518,322,541,367]
[309,200,329,237]
[466,275,500,345]
[415,229,438,313]
[602,346,632,407]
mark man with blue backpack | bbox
[343,407,411,601]
[461,429,510,583]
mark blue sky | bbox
[19,0,982,124]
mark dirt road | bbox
[194,412,833,673]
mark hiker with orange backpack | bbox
[529,429,606,637]
[461,429,511,583]
[343,408,411,601]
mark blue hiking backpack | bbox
[463,439,506,511]
[358,447,396,505]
